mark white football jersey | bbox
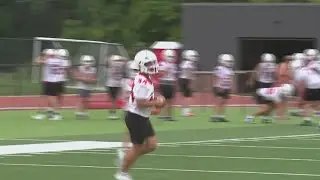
[105,61,126,87]
[77,66,96,90]
[179,60,196,80]
[42,58,69,82]
[258,62,276,83]
[213,66,234,89]
[127,74,155,118]
[159,61,177,81]
[257,87,284,103]
[297,66,320,89]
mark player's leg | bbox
[219,89,231,122]
[44,83,59,120]
[166,84,175,120]
[107,86,120,120]
[182,79,194,116]
[116,112,157,180]
[300,89,314,126]
[159,84,175,121]
[290,86,304,116]
[245,93,269,123]
[211,87,226,121]
[48,82,63,120]
[76,89,90,119]
[32,82,48,120]
[158,83,168,119]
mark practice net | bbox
[31,37,129,90]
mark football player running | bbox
[179,50,198,116]
[114,50,165,180]
[105,55,127,120]
[296,50,320,125]
[245,84,294,124]
[158,49,178,121]
[247,53,277,91]
[74,55,97,119]
[211,54,235,122]
[289,53,307,117]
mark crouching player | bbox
[245,84,294,123]
[74,55,97,119]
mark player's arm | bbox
[73,68,84,81]
[276,63,287,84]
[247,64,259,85]
[135,86,162,108]
[158,63,167,77]
[296,72,306,99]
[35,54,45,64]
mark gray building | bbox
[182,3,319,71]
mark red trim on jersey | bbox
[138,73,153,84]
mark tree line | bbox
[0,0,313,59]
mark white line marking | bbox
[0,163,319,177]
[161,134,320,145]
[62,151,320,163]
[1,154,33,157]
[2,133,320,148]
[179,144,320,150]
[0,138,71,142]
[29,152,59,155]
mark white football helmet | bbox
[304,49,319,61]
[80,55,95,66]
[261,53,276,63]
[56,49,69,59]
[134,50,158,74]
[182,50,199,61]
[290,53,306,70]
[280,84,294,96]
[43,49,55,56]
[162,49,176,62]
[218,54,234,67]
[109,55,124,61]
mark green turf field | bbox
[1,108,320,180]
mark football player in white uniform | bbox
[289,53,307,117]
[296,53,320,126]
[32,49,70,120]
[74,55,97,119]
[158,49,178,121]
[105,55,127,119]
[245,84,294,123]
[32,49,54,120]
[248,53,277,90]
[211,54,234,122]
[114,50,165,180]
[179,50,198,116]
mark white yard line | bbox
[178,144,320,150]
[61,151,320,163]
[0,162,319,177]
[2,133,320,147]
[161,134,320,145]
[1,154,33,157]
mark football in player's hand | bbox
[155,95,166,108]
[151,107,161,115]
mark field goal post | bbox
[31,37,129,91]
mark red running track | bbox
[0,93,255,109]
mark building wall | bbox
[182,3,320,71]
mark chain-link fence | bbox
[0,63,254,96]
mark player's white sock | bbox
[303,117,311,121]
[245,116,254,123]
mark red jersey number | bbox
[265,88,276,95]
